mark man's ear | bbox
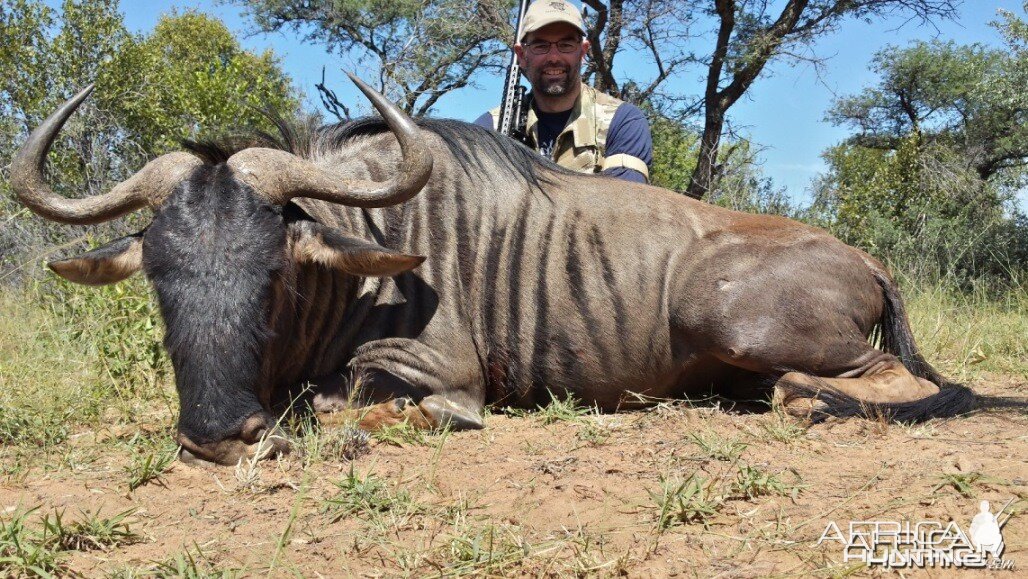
[514,43,527,67]
[289,221,424,277]
[48,233,144,286]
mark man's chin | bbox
[540,81,570,96]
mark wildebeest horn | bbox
[10,85,201,225]
[226,74,433,207]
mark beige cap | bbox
[519,0,586,41]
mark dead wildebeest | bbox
[10,78,974,465]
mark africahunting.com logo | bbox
[816,499,1016,570]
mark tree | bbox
[236,0,511,117]
[679,0,960,199]
[814,9,1028,282]
[0,0,299,280]
[237,1,961,200]
[827,39,1028,181]
[102,11,300,154]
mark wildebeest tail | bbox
[870,267,945,385]
[860,267,975,421]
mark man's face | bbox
[516,23,590,97]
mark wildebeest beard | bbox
[143,164,285,446]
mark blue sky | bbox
[101,1,1025,205]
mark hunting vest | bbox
[489,83,650,182]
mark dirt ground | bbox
[1,374,1026,577]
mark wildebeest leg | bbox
[316,394,484,431]
[772,351,941,418]
[312,366,484,432]
[317,397,433,430]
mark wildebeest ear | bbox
[290,222,424,277]
[48,233,143,286]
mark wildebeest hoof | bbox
[419,395,484,431]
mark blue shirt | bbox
[474,99,652,184]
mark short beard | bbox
[534,66,580,97]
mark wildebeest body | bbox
[12,84,973,466]
[270,124,885,411]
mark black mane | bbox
[183,114,577,190]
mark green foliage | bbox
[689,431,747,462]
[38,271,168,398]
[0,507,139,577]
[42,508,140,552]
[125,443,177,491]
[149,544,243,578]
[101,10,299,153]
[818,22,1028,284]
[0,508,66,578]
[503,390,593,425]
[324,466,413,520]
[933,472,985,498]
[648,114,698,193]
[730,465,796,500]
[1,0,299,280]
[648,110,797,216]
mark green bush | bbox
[35,272,168,398]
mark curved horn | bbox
[10,85,200,225]
[227,74,433,208]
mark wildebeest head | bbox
[9,77,432,465]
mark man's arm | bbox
[602,104,652,183]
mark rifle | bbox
[497,0,531,144]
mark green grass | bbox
[757,408,809,444]
[0,278,176,476]
[0,507,66,577]
[689,431,748,461]
[904,278,1028,380]
[149,544,243,578]
[42,508,140,552]
[933,471,985,498]
[371,420,428,446]
[0,507,140,577]
[730,465,801,500]
[125,443,178,491]
[650,473,723,529]
[446,522,533,575]
[504,391,594,425]
[323,466,417,521]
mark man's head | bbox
[515,1,590,103]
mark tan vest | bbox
[489,83,649,182]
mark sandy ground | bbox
[1,374,1025,577]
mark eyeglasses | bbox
[525,39,581,55]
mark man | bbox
[475,0,652,183]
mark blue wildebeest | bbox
[11,79,974,465]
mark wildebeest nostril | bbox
[239,413,271,443]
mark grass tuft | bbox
[650,473,723,529]
[0,507,66,577]
[42,507,140,552]
[933,471,984,498]
[504,391,594,425]
[690,431,748,461]
[125,444,177,491]
[324,466,415,521]
[730,465,801,500]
